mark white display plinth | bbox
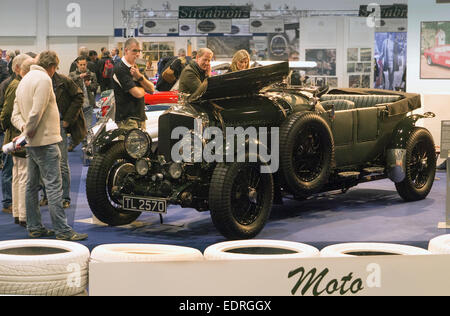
[89,255,450,296]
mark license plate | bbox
[122,196,167,214]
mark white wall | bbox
[407,0,450,94]
[407,0,450,161]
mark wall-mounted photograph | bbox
[305,49,336,76]
[374,32,407,90]
[420,21,450,79]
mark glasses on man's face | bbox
[131,49,142,53]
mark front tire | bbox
[395,128,436,201]
[86,142,141,226]
[209,163,274,240]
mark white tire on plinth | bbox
[320,243,431,257]
[204,239,320,260]
[428,235,450,254]
[90,244,204,263]
[0,239,90,296]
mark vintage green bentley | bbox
[86,62,436,239]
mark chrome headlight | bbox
[136,158,151,176]
[168,163,183,179]
[125,129,151,159]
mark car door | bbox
[331,109,357,167]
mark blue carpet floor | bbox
[1,146,448,252]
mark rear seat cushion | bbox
[320,100,355,111]
[320,94,402,108]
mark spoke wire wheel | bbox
[279,112,334,195]
[395,128,436,201]
[86,142,141,226]
[204,239,319,260]
[209,162,274,240]
[231,164,264,226]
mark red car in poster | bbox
[424,45,450,68]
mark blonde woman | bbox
[229,49,251,72]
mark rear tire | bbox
[86,142,141,226]
[279,112,334,196]
[395,128,436,201]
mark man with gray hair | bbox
[0,54,33,226]
[178,47,213,95]
[11,50,88,241]
[5,51,15,76]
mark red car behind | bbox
[424,45,450,68]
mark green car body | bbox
[86,62,436,239]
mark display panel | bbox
[305,49,337,76]
[420,21,450,79]
[206,37,250,58]
[374,32,407,90]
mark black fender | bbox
[386,112,435,182]
[93,128,129,154]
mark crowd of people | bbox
[0,45,126,240]
[0,40,253,241]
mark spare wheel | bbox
[279,112,334,196]
[90,244,204,262]
[0,239,90,296]
[204,239,319,260]
[320,242,430,257]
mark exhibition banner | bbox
[142,19,179,35]
[250,19,285,34]
[179,6,251,19]
[90,255,450,296]
[359,4,408,19]
[196,20,232,34]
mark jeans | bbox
[41,123,71,203]
[83,106,93,130]
[26,144,72,235]
[1,153,13,209]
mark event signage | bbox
[359,4,408,19]
[196,19,232,34]
[142,19,179,34]
[90,255,450,296]
[250,19,285,34]
[179,6,251,19]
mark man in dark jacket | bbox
[0,58,8,84]
[178,48,213,95]
[97,51,114,92]
[0,57,16,215]
[69,56,98,131]
[43,72,85,208]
